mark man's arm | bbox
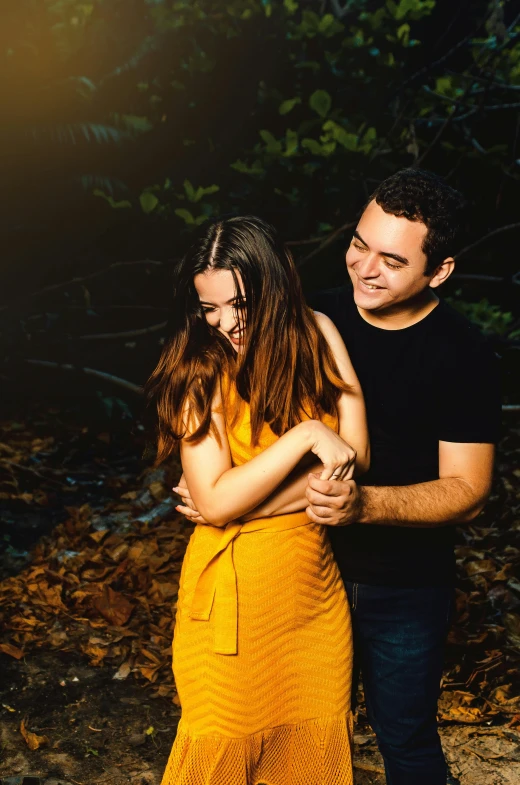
[305,441,495,527]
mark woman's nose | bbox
[219,306,238,333]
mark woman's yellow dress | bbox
[161,393,354,785]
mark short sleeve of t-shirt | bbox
[437,327,501,444]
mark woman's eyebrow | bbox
[199,296,244,305]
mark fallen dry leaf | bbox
[20,718,49,750]
[0,642,24,659]
[438,690,489,723]
[92,586,135,626]
[113,661,132,680]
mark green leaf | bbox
[230,159,265,176]
[284,0,298,14]
[435,76,452,96]
[302,138,324,155]
[302,138,335,156]
[259,130,283,154]
[358,126,377,153]
[322,120,358,150]
[120,114,153,133]
[140,192,159,214]
[183,179,196,201]
[279,98,301,115]
[318,13,344,37]
[93,190,132,209]
[284,129,299,157]
[183,180,220,202]
[175,208,195,225]
[309,90,332,118]
[397,23,410,45]
[193,185,220,202]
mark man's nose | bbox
[356,253,379,278]
[220,306,238,333]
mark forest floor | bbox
[0,401,519,785]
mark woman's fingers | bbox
[174,485,198,512]
[175,486,192,503]
[176,503,205,523]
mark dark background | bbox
[1,0,519,409]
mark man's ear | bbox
[429,257,455,289]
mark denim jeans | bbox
[344,581,453,785]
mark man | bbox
[304,168,501,785]
[174,168,501,785]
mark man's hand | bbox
[305,473,362,526]
[173,474,209,524]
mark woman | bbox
[147,216,369,785]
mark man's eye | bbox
[384,261,401,270]
[353,243,366,252]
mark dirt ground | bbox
[1,406,519,785]
[1,650,520,785]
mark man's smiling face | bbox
[346,199,437,314]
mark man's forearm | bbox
[358,477,487,527]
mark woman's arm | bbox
[180,383,355,527]
[314,311,370,475]
[241,457,323,519]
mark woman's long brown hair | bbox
[146,216,350,464]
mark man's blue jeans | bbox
[344,582,453,785]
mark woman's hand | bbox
[173,475,209,524]
[303,420,357,482]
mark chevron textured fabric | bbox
[161,395,354,785]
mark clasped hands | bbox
[173,473,361,527]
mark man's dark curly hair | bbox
[370,168,467,274]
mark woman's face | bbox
[194,268,246,352]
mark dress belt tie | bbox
[189,512,311,655]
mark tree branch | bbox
[449,70,520,92]
[398,12,489,93]
[455,223,520,259]
[451,274,504,282]
[422,85,478,108]
[26,360,143,395]
[62,305,168,312]
[78,321,167,341]
[286,236,331,247]
[482,101,520,111]
[0,260,163,312]
[297,220,357,267]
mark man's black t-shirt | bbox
[310,286,501,587]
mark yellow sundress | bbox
[161,388,354,785]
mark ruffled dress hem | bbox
[160,712,354,785]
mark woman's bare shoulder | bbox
[313,310,343,344]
